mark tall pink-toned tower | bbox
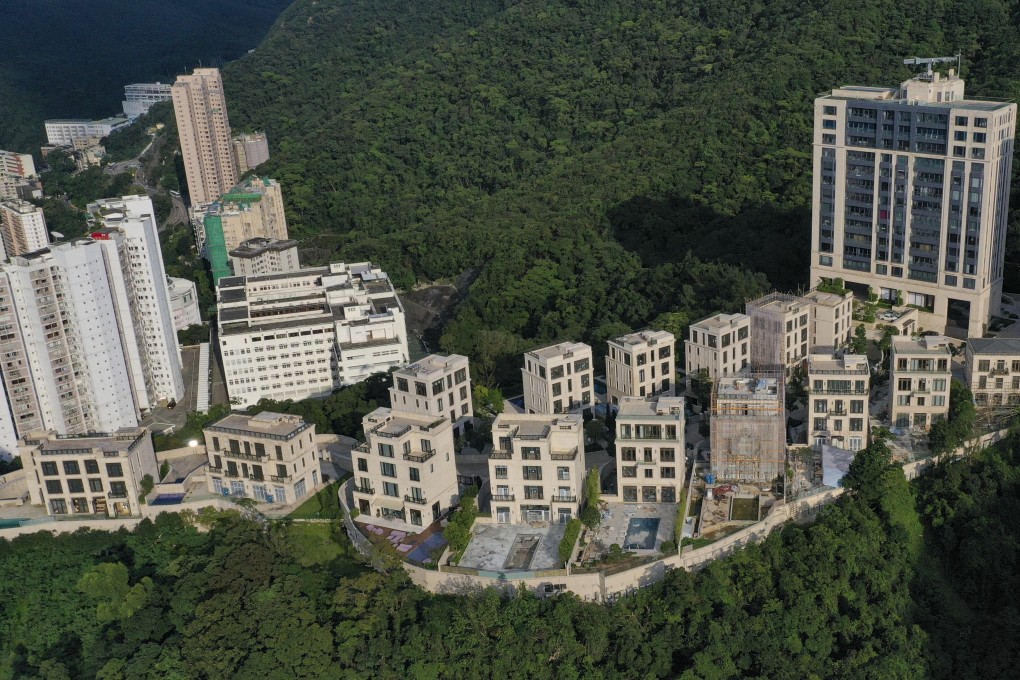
[171,68,238,206]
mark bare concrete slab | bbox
[593,502,677,556]
[459,522,567,572]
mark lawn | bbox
[730,497,760,522]
[283,522,363,575]
[287,480,343,520]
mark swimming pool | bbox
[623,517,660,550]
[408,533,446,564]
[0,518,27,529]
[150,493,186,506]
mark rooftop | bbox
[364,408,450,436]
[526,341,591,361]
[967,337,1020,355]
[803,288,851,306]
[205,411,311,439]
[492,413,583,437]
[808,353,870,374]
[229,237,298,258]
[715,376,781,400]
[610,329,674,348]
[21,428,148,454]
[747,291,810,314]
[394,353,468,378]
[616,396,685,419]
[690,312,750,332]
[891,335,953,354]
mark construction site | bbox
[709,374,786,481]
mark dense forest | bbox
[217,0,1020,387]
[0,0,291,151]
[2,428,1018,678]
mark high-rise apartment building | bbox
[0,151,37,201]
[806,353,870,451]
[614,396,685,504]
[0,199,49,258]
[87,196,185,408]
[388,354,473,437]
[216,262,409,407]
[684,312,751,384]
[203,177,288,282]
[889,335,952,430]
[811,66,1017,337]
[204,411,320,505]
[352,407,459,527]
[521,342,594,415]
[233,132,270,173]
[488,413,585,525]
[171,67,238,205]
[229,237,300,277]
[122,82,172,119]
[605,330,676,405]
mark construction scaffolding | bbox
[746,291,811,372]
[710,372,786,482]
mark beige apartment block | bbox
[172,67,239,205]
[605,330,676,405]
[21,427,157,518]
[521,342,594,415]
[747,293,812,371]
[806,353,870,451]
[804,288,855,352]
[684,313,750,384]
[964,338,1020,407]
[229,237,300,277]
[0,150,37,201]
[233,132,270,173]
[351,408,459,528]
[889,336,952,430]
[615,396,685,503]
[0,199,49,257]
[710,375,785,482]
[211,176,288,251]
[204,411,320,505]
[389,354,473,437]
[488,413,585,524]
[810,68,1017,338]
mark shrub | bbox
[558,518,583,565]
[660,540,677,555]
[443,494,479,555]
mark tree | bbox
[850,324,868,355]
[77,562,153,622]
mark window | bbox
[397,377,408,392]
[50,499,67,515]
[524,466,542,481]
[823,105,837,115]
[823,119,836,130]
[89,479,103,492]
[41,461,58,476]
[975,117,987,128]
[84,459,99,474]
[45,480,62,494]
[524,486,543,500]
[109,481,127,497]
[105,462,124,478]
[382,482,399,497]
[63,461,80,475]
[521,447,541,461]
[495,465,508,479]
[380,462,396,478]
[557,467,570,480]
[357,458,368,472]
[660,467,675,478]
[850,418,864,431]
[955,116,968,126]
[71,498,89,513]
[67,479,84,493]
[409,467,420,482]
[378,443,394,458]
[414,381,427,396]
[850,400,864,414]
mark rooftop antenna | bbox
[903,54,962,81]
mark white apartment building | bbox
[615,396,685,504]
[0,199,49,258]
[229,237,300,277]
[167,277,202,331]
[685,312,750,384]
[352,407,459,527]
[0,378,19,459]
[810,68,1017,337]
[747,292,813,371]
[0,151,37,201]
[21,427,156,518]
[521,342,594,415]
[964,338,1020,407]
[806,353,870,451]
[217,262,409,407]
[0,241,140,436]
[388,354,473,437]
[88,196,185,407]
[889,335,952,430]
[204,411,319,505]
[122,82,172,119]
[488,413,585,524]
[606,330,676,405]
[804,287,855,351]
[233,132,270,173]
[44,117,129,146]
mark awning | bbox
[372,495,405,511]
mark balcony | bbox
[354,484,375,494]
[990,367,1010,376]
[491,493,515,502]
[403,495,428,505]
[489,450,513,460]
[107,490,128,499]
[219,449,269,463]
[549,447,578,461]
[352,442,370,453]
[828,410,848,417]
[551,494,577,503]
[403,450,436,463]
[270,474,291,483]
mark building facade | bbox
[806,353,870,451]
[216,262,409,407]
[488,413,585,524]
[167,276,202,331]
[521,342,594,415]
[964,337,1020,407]
[0,199,49,257]
[351,407,459,527]
[747,292,812,371]
[0,151,37,201]
[889,335,952,429]
[710,375,785,481]
[44,118,129,146]
[605,330,676,405]
[804,287,855,352]
[614,396,685,503]
[684,313,750,384]
[204,411,319,505]
[203,177,288,282]
[810,68,1017,337]
[122,82,173,119]
[21,427,157,517]
[233,132,270,172]
[171,68,239,205]
[229,237,300,277]
[388,354,473,438]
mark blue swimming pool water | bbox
[150,493,186,506]
[624,517,660,550]
[408,533,446,563]
[0,518,27,529]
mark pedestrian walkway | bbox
[196,342,210,412]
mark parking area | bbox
[593,502,676,555]
[140,345,202,434]
[458,522,566,572]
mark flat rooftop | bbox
[803,289,849,306]
[493,413,582,437]
[25,428,147,453]
[527,341,590,361]
[891,335,952,354]
[716,376,781,400]
[616,396,685,418]
[366,408,448,435]
[808,354,869,374]
[205,411,310,439]
[690,312,749,332]
[610,329,673,347]
[395,353,467,378]
[967,337,1020,355]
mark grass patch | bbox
[283,522,362,574]
[730,496,760,521]
[287,480,342,520]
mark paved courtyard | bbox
[593,502,677,555]
[459,522,566,572]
